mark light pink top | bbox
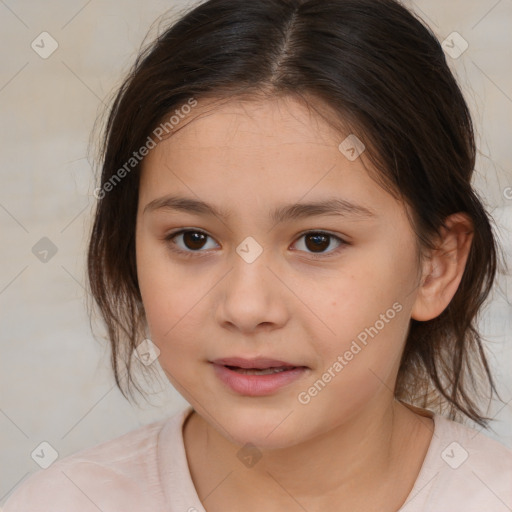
[3,404,512,511]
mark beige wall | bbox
[1,0,511,501]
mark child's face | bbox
[136,95,424,448]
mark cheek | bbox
[136,235,186,345]
[136,234,217,374]
[312,263,401,340]
[301,305,408,420]
[308,250,414,381]
[139,280,203,357]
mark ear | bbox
[411,213,474,321]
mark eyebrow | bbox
[143,194,376,223]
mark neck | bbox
[183,395,433,511]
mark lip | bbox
[211,357,300,369]
[210,357,309,396]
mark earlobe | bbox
[411,213,474,322]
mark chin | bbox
[210,402,309,451]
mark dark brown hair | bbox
[87,0,504,427]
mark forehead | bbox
[138,95,401,222]
[169,95,341,145]
[142,96,353,178]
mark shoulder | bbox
[2,416,170,512]
[426,414,512,511]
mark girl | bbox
[4,0,512,510]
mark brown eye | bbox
[164,229,347,259]
[182,231,207,250]
[165,229,218,255]
[293,231,346,257]
[305,233,330,252]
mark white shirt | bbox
[3,404,512,511]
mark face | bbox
[135,95,423,449]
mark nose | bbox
[215,250,289,334]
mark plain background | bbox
[0,0,511,503]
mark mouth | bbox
[210,357,309,396]
[211,357,306,371]
[224,366,296,375]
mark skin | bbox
[135,95,473,511]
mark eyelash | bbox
[163,229,348,259]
